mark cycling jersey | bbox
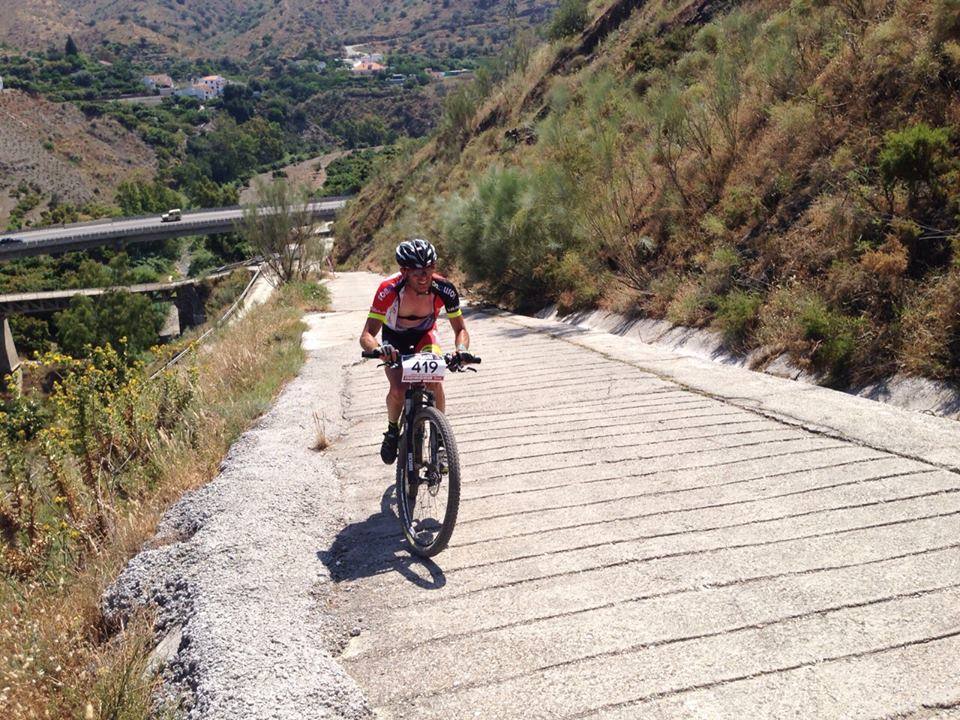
[368,272,462,333]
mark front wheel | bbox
[396,406,461,557]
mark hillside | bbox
[0,0,557,60]
[335,0,960,388]
[0,89,155,228]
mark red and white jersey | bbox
[368,272,462,332]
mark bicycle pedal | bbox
[414,529,434,544]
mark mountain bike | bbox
[361,349,481,557]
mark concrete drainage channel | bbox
[535,304,960,421]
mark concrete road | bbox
[0,200,347,260]
[319,273,960,719]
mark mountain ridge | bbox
[0,0,557,59]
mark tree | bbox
[240,179,324,283]
[547,0,588,41]
[65,35,79,56]
[115,178,185,215]
[187,176,239,208]
[221,84,256,123]
[55,292,164,358]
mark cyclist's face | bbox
[403,265,435,292]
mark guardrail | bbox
[150,264,264,378]
[0,198,352,261]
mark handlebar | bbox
[360,349,481,369]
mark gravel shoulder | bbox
[103,292,375,718]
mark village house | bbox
[142,73,175,94]
[194,75,226,96]
[351,61,387,75]
[175,74,227,101]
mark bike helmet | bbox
[395,238,438,268]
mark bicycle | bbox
[361,348,480,557]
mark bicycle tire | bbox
[396,406,461,557]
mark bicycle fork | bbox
[402,387,439,486]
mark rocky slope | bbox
[0,0,557,59]
[0,89,155,226]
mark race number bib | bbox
[401,353,446,383]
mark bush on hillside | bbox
[714,290,763,349]
[115,178,185,216]
[443,165,593,308]
[878,122,953,204]
[900,269,960,379]
[548,0,589,41]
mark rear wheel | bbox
[396,406,461,557]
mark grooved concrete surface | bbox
[320,273,960,719]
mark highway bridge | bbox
[0,268,244,373]
[0,197,349,260]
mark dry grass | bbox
[0,285,318,719]
[312,410,329,452]
[339,0,960,385]
[0,90,156,228]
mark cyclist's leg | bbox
[384,365,404,422]
[382,327,418,422]
[414,330,445,413]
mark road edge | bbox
[490,309,960,473]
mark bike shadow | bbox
[317,485,446,590]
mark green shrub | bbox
[721,185,762,228]
[189,246,218,275]
[666,279,708,326]
[54,291,164,358]
[714,290,762,348]
[280,280,331,312]
[878,122,952,201]
[443,164,590,308]
[436,85,479,153]
[548,0,589,41]
[551,251,602,313]
[115,178,185,215]
[797,295,865,383]
[701,245,741,296]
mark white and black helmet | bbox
[395,238,438,268]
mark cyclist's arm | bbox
[360,316,383,353]
[448,314,470,351]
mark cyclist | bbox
[360,238,471,464]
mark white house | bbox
[194,75,226,97]
[142,73,175,93]
[174,75,226,101]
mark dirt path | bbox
[107,272,960,719]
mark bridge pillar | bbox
[0,317,20,375]
[174,286,207,332]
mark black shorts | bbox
[382,326,440,355]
